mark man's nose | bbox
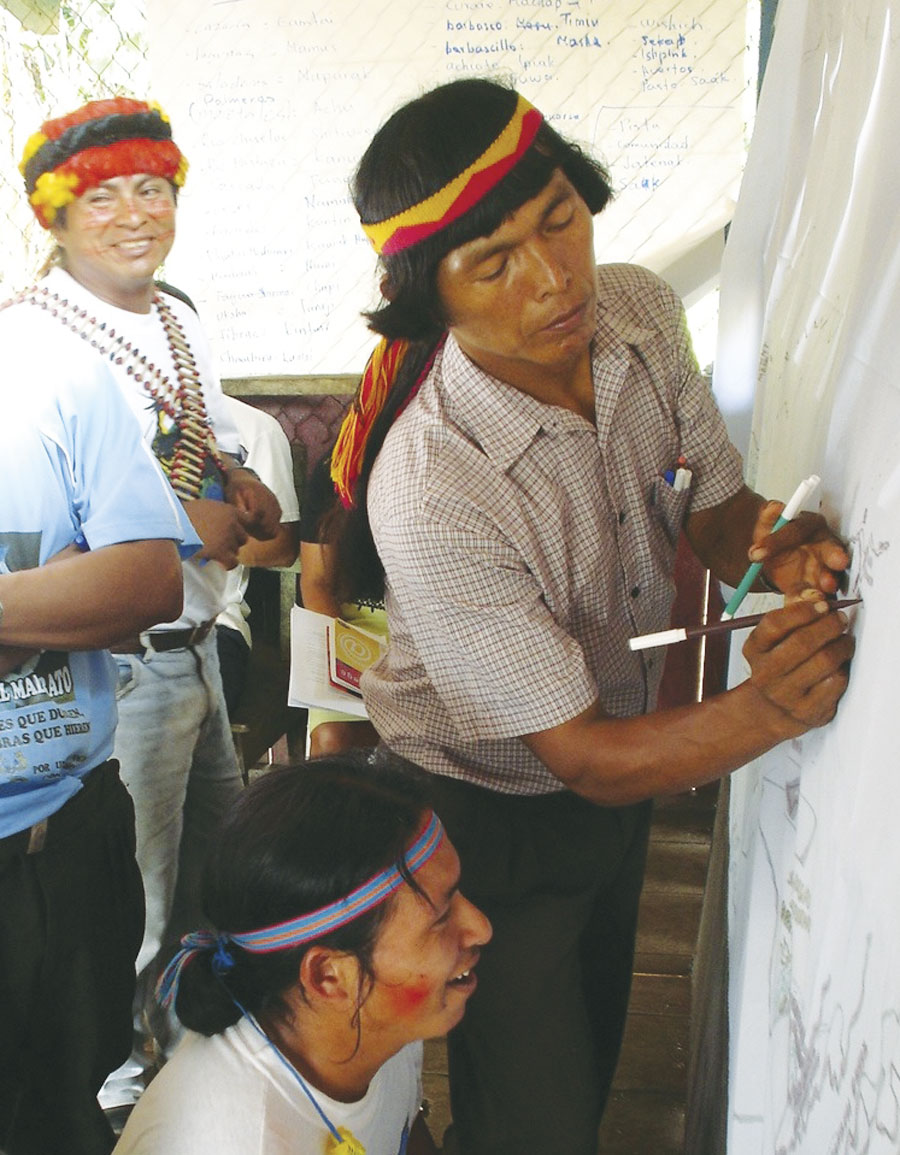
[526,238,570,297]
[115,196,145,226]
[459,893,493,947]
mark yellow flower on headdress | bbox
[18,130,48,176]
[174,153,190,188]
[30,169,80,224]
[148,100,171,124]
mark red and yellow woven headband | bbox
[361,93,543,256]
[20,97,187,228]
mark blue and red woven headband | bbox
[157,810,445,1008]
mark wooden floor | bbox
[597,784,718,1154]
[421,783,719,1154]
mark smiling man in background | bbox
[16,97,282,1109]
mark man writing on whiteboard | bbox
[326,79,853,1155]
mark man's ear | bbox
[299,947,362,1005]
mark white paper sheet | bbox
[716,2,900,1150]
[288,606,369,718]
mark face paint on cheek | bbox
[149,212,176,235]
[384,979,433,1017]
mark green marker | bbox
[721,474,821,620]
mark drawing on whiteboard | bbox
[845,509,890,592]
[721,0,900,1134]
[755,760,900,1155]
[769,932,900,1154]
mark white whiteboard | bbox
[148,0,754,376]
[716,0,900,1150]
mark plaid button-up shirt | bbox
[364,264,744,795]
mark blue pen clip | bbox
[663,456,690,490]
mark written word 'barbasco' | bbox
[446,18,503,31]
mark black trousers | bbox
[215,624,251,720]
[429,775,652,1155]
[0,761,144,1155]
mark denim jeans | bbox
[113,632,242,1048]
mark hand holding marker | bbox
[629,473,857,652]
[720,474,822,621]
[629,597,861,651]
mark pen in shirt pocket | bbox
[662,456,692,492]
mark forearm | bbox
[0,540,183,650]
[182,497,247,568]
[299,542,344,616]
[300,579,344,617]
[686,485,767,588]
[526,600,853,805]
[237,521,300,568]
[527,682,792,806]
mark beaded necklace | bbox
[2,282,226,501]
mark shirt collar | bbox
[432,285,657,470]
[436,335,547,470]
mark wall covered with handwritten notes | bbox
[149,0,754,376]
[715,0,900,1150]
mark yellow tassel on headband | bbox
[331,338,410,508]
[331,336,447,509]
[361,93,543,256]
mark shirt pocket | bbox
[649,475,691,549]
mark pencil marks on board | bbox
[720,4,900,1150]
[774,935,898,1155]
[845,509,890,592]
[754,759,900,1155]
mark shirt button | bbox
[631,585,640,598]
[618,511,627,524]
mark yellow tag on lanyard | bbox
[326,1126,365,1155]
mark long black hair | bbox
[173,752,432,1036]
[333,78,613,598]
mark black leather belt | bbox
[110,618,215,655]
